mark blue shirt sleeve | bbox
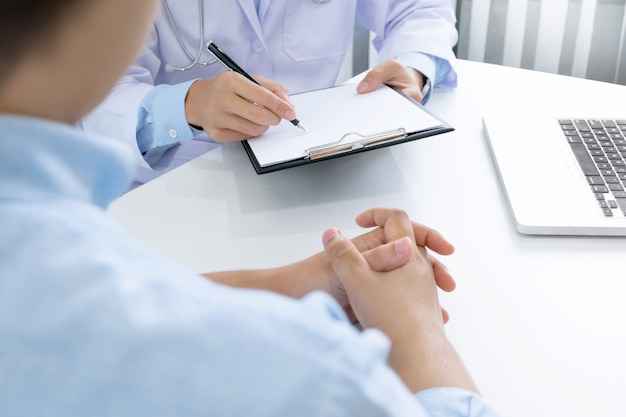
[136,80,197,156]
[415,387,501,417]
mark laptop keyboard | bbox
[560,119,626,217]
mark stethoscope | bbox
[163,0,331,73]
[163,0,216,72]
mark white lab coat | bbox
[83,0,457,178]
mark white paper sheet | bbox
[245,84,444,167]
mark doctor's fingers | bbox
[356,59,402,94]
[205,89,289,141]
[400,86,424,103]
[381,66,425,103]
[254,75,292,104]
[203,110,271,142]
[357,59,423,94]
[232,74,297,122]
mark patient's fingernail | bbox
[322,228,340,245]
[395,237,411,257]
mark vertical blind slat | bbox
[456,0,626,85]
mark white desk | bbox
[110,60,626,417]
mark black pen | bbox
[207,41,307,132]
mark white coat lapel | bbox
[236,0,264,39]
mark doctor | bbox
[82,0,458,185]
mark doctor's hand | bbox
[357,59,427,103]
[185,72,296,141]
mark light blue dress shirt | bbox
[0,114,498,416]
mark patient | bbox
[0,0,499,415]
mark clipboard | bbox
[242,84,454,174]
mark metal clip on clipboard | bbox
[305,128,407,160]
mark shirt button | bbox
[168,128,178,138]
[252,39,265,53]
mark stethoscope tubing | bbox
[163,0,217,72]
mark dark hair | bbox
[0,0,84,84]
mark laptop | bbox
[483,112,626,235]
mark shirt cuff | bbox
[414,387,501,417]
[136,79,197,155]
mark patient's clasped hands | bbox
[320,208,477,394]
[320,208,454,328]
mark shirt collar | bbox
[0,114,135,208]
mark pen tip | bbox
[297,123,308,132]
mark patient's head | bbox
[0,0,158,123]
